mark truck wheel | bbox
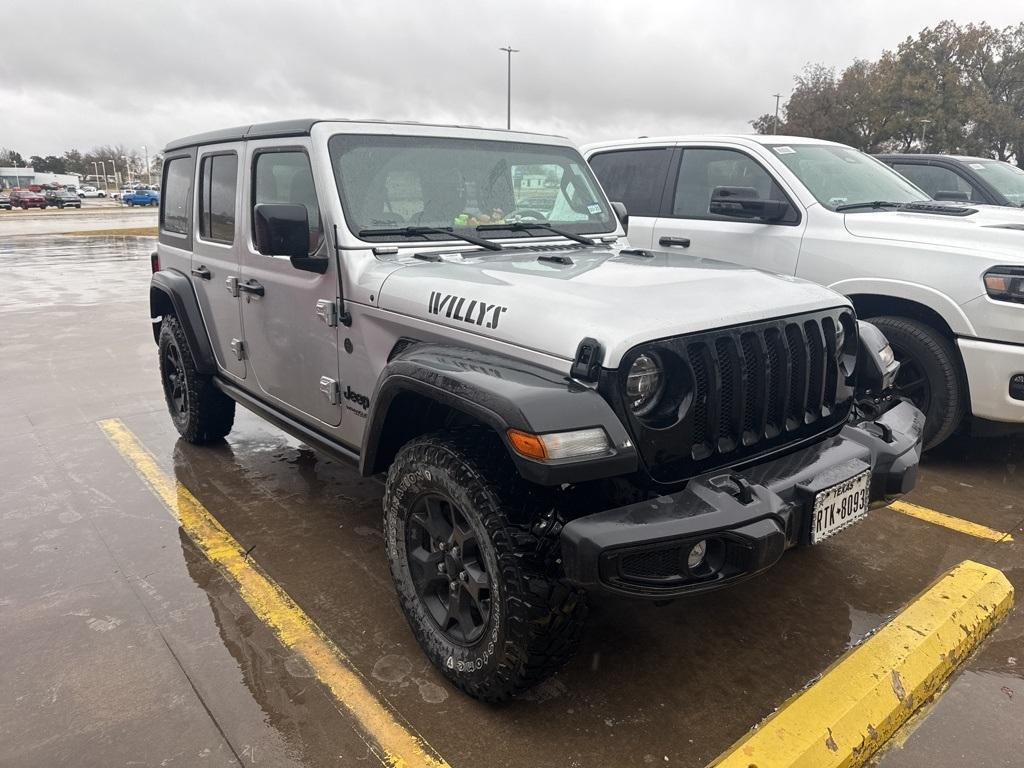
[384,428,587,701]
[157,315,235,443]
[870,316,965,449]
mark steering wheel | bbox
[505,209,547,222]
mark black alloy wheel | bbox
[406,493,491,645]
[890,341,930,414]
[161,339,189,419]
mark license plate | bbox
[810,470,871,544]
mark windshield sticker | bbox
[969,163,986,170]
[428,291,508,330]
[587,203,602,214]
[773,146,796,155]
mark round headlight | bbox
[626,353,664,415]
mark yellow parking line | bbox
[708,560,1013,768]
[888,500,1013,542]
[98,418,448,768]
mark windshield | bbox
[329,134,615,242]
[769,144,928,212]
[971,160,1024,206]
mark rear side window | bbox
[588,148,671,218]
[199,154,238,243]
[253,150,323,252]
[161,156,194,236]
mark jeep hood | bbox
[843,205,1024,262]
[375,245,848,369]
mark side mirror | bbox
[611,201,628,235]
[934,190,970,202]
[253,203,326,274]
[709,186,790,222]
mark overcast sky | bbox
[2,1,1022,157]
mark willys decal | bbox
[428,292,508,330]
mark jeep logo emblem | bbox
[344,386,370,410]
[428,291,508,330]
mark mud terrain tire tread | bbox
[158,315,235,443]
[384,427,587,702]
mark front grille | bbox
[611,308,855,484]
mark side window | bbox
[253,151,323,253]
[161,156,194,235]
[672,148,796,222]
[588,148,671,218]
[891,163,979,202]
[198,154,238,243]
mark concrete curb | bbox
[708,560,1014,768]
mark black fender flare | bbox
[150,268,217,375]
[360,343,638,486]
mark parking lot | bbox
[1,232,1021,767]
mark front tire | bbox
[870,316,965,449]
[384,428,587,701]
[158,315,235,443]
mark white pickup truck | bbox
[584,135,1024,448]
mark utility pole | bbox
[919,119,932,153]
[772,93,782,135]
[499,45,519,130]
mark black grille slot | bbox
[621,548,679,579]
[688,344,710,451]
[616,309,856,484]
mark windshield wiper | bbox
[475,221,596,246]
[358,226,503,251]
[833,201,906,213]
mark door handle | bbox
[659,236,691,248]
[238,279,265,297]
[191,265,211,280]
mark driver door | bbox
[238,141,343,427]
[652,146,806,275]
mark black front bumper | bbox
[560,400,924,599]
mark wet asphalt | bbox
[0,234,1021,767]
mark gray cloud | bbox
[3,0,1021,155]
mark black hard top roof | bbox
[164,118,565,152]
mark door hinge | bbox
[319,376,340,404]
[225,275,240,297]
[230,338,245,361]
[315,299,338,327]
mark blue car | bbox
[123,189,160,207]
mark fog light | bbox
[686,540,707,570]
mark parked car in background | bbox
[0,191,11,210]
[122,189,159,206]
[10,190,47,209]
[44,189,83,209]
[114,187,134,201]
[585,135,1024,448]
[78,186,107,198]
[877,154,1024,208]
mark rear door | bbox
[238,141,342,427]
[192,145,246,379]
[887,160,988,204]
[587,146,674,248]
[650,145,806,275]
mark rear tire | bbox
[158,315,235,443]
[870,316,965,449]
[383,428,587,701]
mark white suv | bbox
[584,135,1024,448]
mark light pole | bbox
[772,93,782,135]
[919,119,932,153]
[122,155,132,186]
[99,161,108,191]
[499,45,519,130]
[92,161,99,186]
[142,145,150,184]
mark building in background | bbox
[0,167,82,190]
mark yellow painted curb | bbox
[708,560,1014,768]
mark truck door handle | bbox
[238,279,265,297]
[659,236,691,248]
[191,265,211,280]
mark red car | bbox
[10,190,47,209]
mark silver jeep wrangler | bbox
[150,119,924,701]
